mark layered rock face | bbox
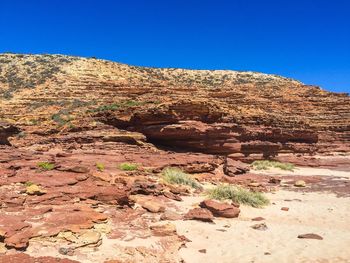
[0,53,349,262]
[0,53,349,156]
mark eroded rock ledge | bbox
[0,53,349,158]
[0,121,20,145]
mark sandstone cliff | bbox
[0,53,349,157]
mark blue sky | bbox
[0,0,349,93]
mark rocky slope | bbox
[0,53,349,157]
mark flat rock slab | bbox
[130,195,166,213]
[184,208,214,222]
[160,210,183,221]
[150,222,177,237]
[0,253,79,263]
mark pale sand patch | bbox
[174,190,350,263]
[252,166,350,179]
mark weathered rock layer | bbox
[0,53,349,157]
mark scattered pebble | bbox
[294,180,306,187]
[298,233,323,240]
[251,223,268,231]
[252,217,265,221]
[284,199,302,202]
[26,184,46,195]
[58,247,74,256]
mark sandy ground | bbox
[174,168,350,263]
[253,166,350,179]
[24,167,350,263]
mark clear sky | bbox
[0,0,349,93]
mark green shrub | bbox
[123,100,144,107]
[96,162,105,171]
[24,181,34,187]
[51,109,72,126]
[251,160,295,171]
[207,184,269,208]
[89,103,120,113]
[162,167,201,189]
[37,162,55,170]
[118,162,138,171]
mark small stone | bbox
[150,223,176,236]
[252,217,265,221]
[294,180,306,187]
[26,184,46,195]
[200,199,240,218]
[198,249,207,253]
[178,235,192,242]
[223,159,250,176]
[297,233,323,240]
[58,247,74,256]
[160,210,182,221]
[248,182,261,187]
[281,207,289,211]
[131,195,166,213]
[77,231,102,246]
[76,174,88,181]
[269,178,281,184]
[251,223,268,231]
[184,208,214,222]
[163,191,182,201]
[69,166,90,173]
[56,152,71,157]
[141,201,165,213]
[168,184,189,195]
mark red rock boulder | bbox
[200,199,240,218]
[223,158,250,176]
[184,208,214,222]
